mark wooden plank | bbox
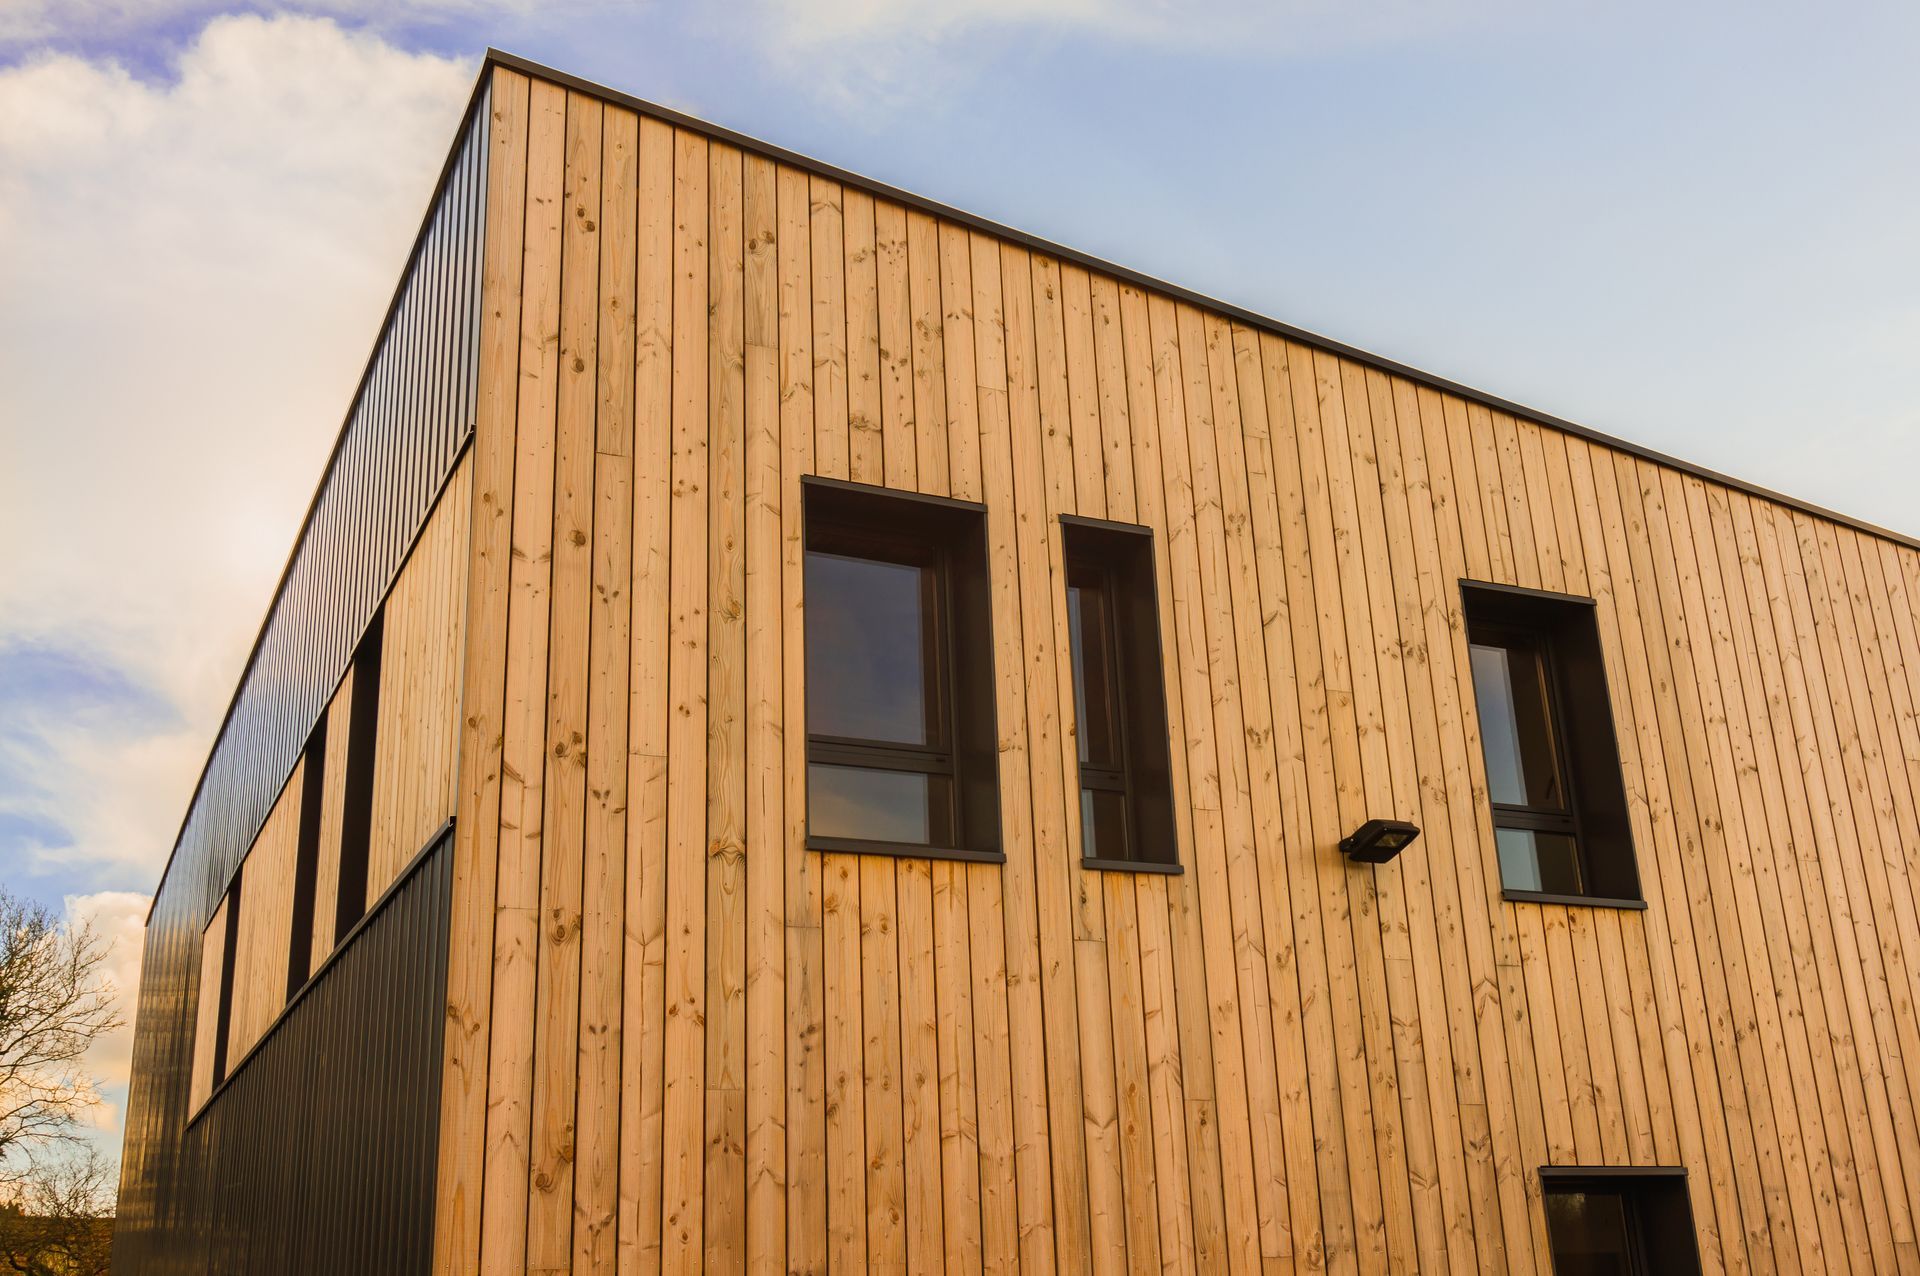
[1146,293,1260,1276]
[1421,383,1554,1274]
[618,110,676,1275]
[874,200,916,491]
[1748,496,1902,1271]
[660,124,711,1273]
[844,189,884,486]
[1120,281,1215,1275]
[915,213,983,1276]
[525,90,599,1274]
[860,855,909,1273]
[433,65,528,1276]
[939,221,1015,1275]
[879,203,945,1276]
[1397,381,1523,1273]
[1192,312,1298,1267]
[477,74,565,1276]
[190,896,230,1113]
[704,137,748,1276]
[1001,242,1098,1275]
[742,148,786,1276]
[776,158,826,1276]
[905,210,951,497]
[574,100,635,1276]
[969,229,1058,1275]
[1339,362,1446,1270]
[227,767,301,1060]
[1365,368,1483,1272]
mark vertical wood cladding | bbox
[435,63,1920,1275]
[114,79,490,1274]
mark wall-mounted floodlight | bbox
[1340,819,1421,864]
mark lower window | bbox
[1542,1169,1700,1275]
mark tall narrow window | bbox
[285,717,328,998]
[803,477,1000,861]
[1541,1169,1701,1275]
[211,875,242,1088]
[1464,582,1638,905]
[334,611,383,937]
[1062,516,1178,871]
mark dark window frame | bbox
[802,477,1003,864]
[1463,580,1643,909]
[1062,514,1182,874]
[1539,1166,1701,1276]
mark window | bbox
[1542,1169,1701,1275]
[1061,516,1179,871]
[334,611,383,936]
[1463,581,1639,905]
[285,717,328,998]
[803,478,1001,861]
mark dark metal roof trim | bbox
[483,46,1918,553]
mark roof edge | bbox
[484,46,1918,552]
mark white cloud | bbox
[0,12,470,806]
[0,11,472,1163]
[62,889,149,1136]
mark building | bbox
[113,50,1920,1276]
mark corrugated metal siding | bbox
[178,828,452,1276]
[114,78,489,1274]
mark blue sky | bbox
[2,0,1917,1171]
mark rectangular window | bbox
[803,478,1001,861]
[1542,1169,1701,1275]
[285,716,328,998]
[1062,516,1179,871]
[334,611,384,937]
[211,875,242,1089]
[1464,581,1639,905]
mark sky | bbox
[1,0,1917,1177]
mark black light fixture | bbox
[1340,818,1421,864]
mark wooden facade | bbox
[124,51,1920,1276]
[424,60,1920,1275]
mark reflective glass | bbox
[1080,787,1129,861]
[1470,637,1566,809]
[806,550,931,744]
[1496,827,1584,895]
[1545,1189,1635,1276]
[808,764,940,844]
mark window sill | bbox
[806,836,1005,865]
[1502,888,1647,911]
[1081,856,1183,876]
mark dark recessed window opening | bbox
[335,611,384,937]
[211,876,243,1089]
[1464,582,1638,905]
[1062,516,1178,871]
[1542,1169,1701,1276]
[803,477,1000,862]
[285,717,329,999]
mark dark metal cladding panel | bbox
[161,832,453,1276]
[113,76,490,1274]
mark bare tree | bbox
[0,889,123,1177]
[0,1147,113,1276]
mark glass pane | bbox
[1545,1188,1635,1276]
[808,764,949,844]
[1470,637,1567,809]
[1081,787,1130,862]
[1067,580,1121,769]
[806,550,933,745]
[1496,827,1584,895]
